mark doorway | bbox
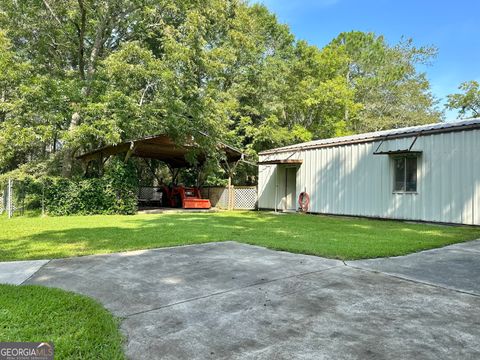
[284,167,297,211]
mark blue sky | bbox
[257,0,480,120]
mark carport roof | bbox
[76,134,243,168]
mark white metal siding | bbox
[258,165,276,209]
[258,129,480,225]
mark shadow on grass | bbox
[1,212,480,261]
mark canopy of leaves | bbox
[0,1,442,183]
[447,81,480,119]
[326,32,442,133]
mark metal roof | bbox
[259,118,480,155]
[77,134,243,168]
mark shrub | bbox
[44,160,138,216]
[1,158,138,216]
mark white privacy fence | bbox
[234,187,258,209]
[201,186,257,210]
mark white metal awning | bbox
[258,159,303,165]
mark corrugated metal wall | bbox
[258,129,480,225]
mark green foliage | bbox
[446,81,480,118]
[244,115,313,151]
[44,177,137,216]
[0,1,443,182]
[0,158,138,216]
[0,164,49,213]
[44,160,138,216]
[326,32,442,132]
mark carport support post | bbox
[227,176,234,210]
[224,159,242,211]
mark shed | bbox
[258,119,480,225]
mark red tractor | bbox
[160,185,211,209]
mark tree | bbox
[0,2,444,183]
[0,30,35,171]
[326,32,442,132]
[446,81,480,118]
[0,0,160,175]
[280,41,360,139]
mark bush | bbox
[44,160,138,216]
[44,178,136,216]
[1,158,138,216]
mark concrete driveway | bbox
[348,240,480,296]
[5,241,480,359]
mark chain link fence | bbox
[0,181,7,216]
[0,178,45,218]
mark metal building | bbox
[258,119,480,225]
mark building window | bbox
[393,156,418,193]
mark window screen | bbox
[405,157,417,192]
[394,158,406,192]
[393,156,418,193]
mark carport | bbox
[76,134,244,209]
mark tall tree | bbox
[0,30,36,171]
[326,32,442,133]
[0,0,157,175]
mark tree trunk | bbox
[84,3,110,96]
[62,112,81,177]
[77,0,87,80]
[0,91,5,123]
[345,67,351,125]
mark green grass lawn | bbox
[0,284,124,360]
[1,211,479,261]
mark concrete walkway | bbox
[0,259,49,285]
[1,241,479,359]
